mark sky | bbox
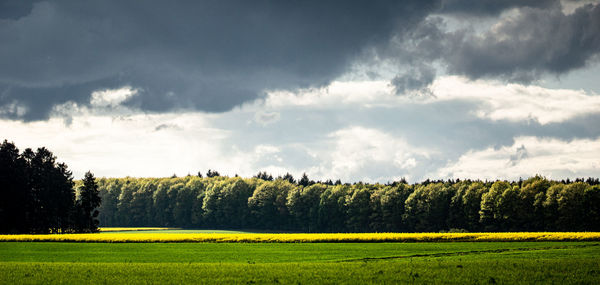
[1,0,600,182]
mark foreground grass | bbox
[1,242,599,284]
[2,232,600,242]
[2,242,592,263]
[3,258,599,284]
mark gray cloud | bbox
[3,1,600,122]
[379,1,600,85]
[154,124,182,132]
[444,3,600,82]
[255,111,281,126]
[0,0,440,121]
[391,64,436,95]
[508,144,528,166]
[0,0,40,20]
[439,0,557,16]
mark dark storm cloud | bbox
[383,1,600,84]
[4,0,599,122]
[0,0,440,121]
[444,2,600,82]
[0,0,40,20]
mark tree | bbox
[248,180,296,229]
[77,171,102,232]
[0,141,84,233]
[518,176,550,230]
[460,182,486,231]
[583,185,600,231]
[404,183,454,232]
[282,172,295,184]
[24,147,76,233]
[298,173,310,187]
[479,181,521,231]
[254,171,273,181]
[318,184,350,232]
[186,177,206,227]
[286,183,327,232]
[97,179,120,227]
[0,140,29,233]
[555,182,587,231]
[116,181,136,226]
[203,178,253,228]
[172,183,195,227]
[345,185,373,232]
[370,183,412,232]
[542,183,563,230]
[480,181,509,231]
[130,182,154,226]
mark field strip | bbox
[98,227,181,232]
[336,243,600,262]
[2,232,600,243]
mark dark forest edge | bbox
[0,141,100,234]
[2,140,600,234]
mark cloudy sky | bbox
[2,0,600,182]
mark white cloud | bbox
[262,76,600,126]
[431,76,600,124]
[561,0,600,14]
[437,136,600,180]
[90,86,138,107]
[263,80,397,109]
[0,101,28,118]
[3,77,600,182]
[313,126,432,182]
[254,144,280,155]
[1,112,236,178]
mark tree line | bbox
[96,172,600,232]
[0,140,101,234]
[3,139,599,233]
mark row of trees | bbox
[96,174,600,232]
[0,141,101,234]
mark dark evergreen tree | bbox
[78,171,102,232]
[0,140,91,234]
[298,173,310,187]
[24,147,75,233]
[254,171,273,181]
[280,172,295,184]
[206,169,220,177]
[0,140,29,233]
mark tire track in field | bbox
[336,243,600,262]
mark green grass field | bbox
[1,241,599,284]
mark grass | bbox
[2,241,592,263]
[1,241,599,284]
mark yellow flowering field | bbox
[99,227,180,232]
[1,232,599,243]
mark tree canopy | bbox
[94,175,600,232]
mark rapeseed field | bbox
[1,232,599,243]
